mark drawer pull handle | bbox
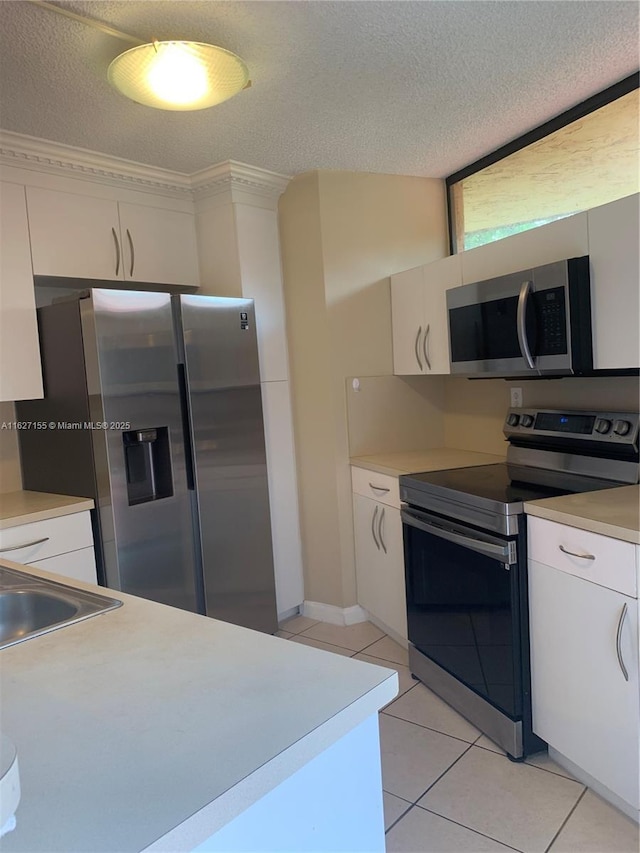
[616,602,629,682]
[369,482,390,493]
[371,505,380,550]
[0,536,50,554]
[558,545,595,561]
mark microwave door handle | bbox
[401,508,515,563]
[517,280,536,370]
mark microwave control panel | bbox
[537,287,567,355]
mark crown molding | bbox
[190,160,291,204]
[0,131,291,205]
[0,130,193,197]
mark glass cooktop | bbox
[400,464,570,506]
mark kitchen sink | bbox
[0,565,122,650]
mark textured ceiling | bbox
[0,1,638,178]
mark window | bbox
[447,75,639,252]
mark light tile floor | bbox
[279,617,640,853]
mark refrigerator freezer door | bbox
[82,290,200,612]
[177,295,278,633]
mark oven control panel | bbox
[504,408,639,446]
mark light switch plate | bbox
[510,387,523,407]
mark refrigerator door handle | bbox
[177,363,196,491]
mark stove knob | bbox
[507,413,520,427]
[613,419,631,436]
[594,418,612,435]
[521,414,534,428]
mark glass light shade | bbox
[108,41,249,111]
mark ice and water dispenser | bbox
[123,427,173,505]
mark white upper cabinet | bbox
[26,187,199,287]
[118,202,199,287]
[391,254,460,375]
[27,186,122,280]
[0,181,43,401]
[391,266,424,375]
[423,254,460,374]
[588,194,640,370]
[460,213,589,284]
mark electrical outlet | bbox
[510,387,523,408]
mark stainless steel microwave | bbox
[446,257,593,378]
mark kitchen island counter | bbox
[524,484,640,545]
[350,447,505,477]
[0,559,397,853]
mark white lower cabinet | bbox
[27,547,97,586]
[528,519,639,817]
[0,510,97,585]
[352,492,407,642]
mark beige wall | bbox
[280,170,447,609]
[443,376,640,456]
[0,402,22,493]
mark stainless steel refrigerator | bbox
[17,289,278,634]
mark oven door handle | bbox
[401,508,517,564]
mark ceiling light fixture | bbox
[28,1,250,112]
[108,41,250,111]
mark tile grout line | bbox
[473,742,582,783]
[287,635,358,655]
[384,802,418,836]
[384,743,477,836]
[542,786,588,853]
[521,759,580,783]
[278,619,320,636]
[381,708,480,747]
[415,805,527,853]
[410,739,476,804]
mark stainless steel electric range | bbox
[399,408,640,760]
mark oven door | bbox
[402,505,523,719]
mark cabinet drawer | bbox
[28,547,97,586]
[0,512,94,565]
[351,468,400,508]
[528,516,637,597]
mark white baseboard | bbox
[301,601,369,627]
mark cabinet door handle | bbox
[111,227,121,276]
[369,482,390,493]
[371,505,380,550]
[559,544,595,561]
[378,507,387,554]
[0,536,49,554]
[423,324,432,371]
[615,602,629,682]
[126,228,135,277]
[414,326,423,371]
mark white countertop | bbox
[350,447,506,476]
[0,491,94,530]
[0,560,397,853]
[524,485,640,545]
